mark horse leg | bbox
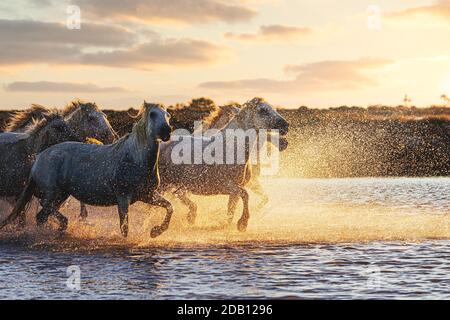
[36,206,52,228]
[142,192,173,238]
[52,210,69,233]
[12,197,28,229]
[79,202,88,221]
[177,193,197,225]
[117,196,130,237]
[228,186,250,232]
[36,194,69,233]
[1,197,27,229]
[249,179,269,210]
[227,195,239,225]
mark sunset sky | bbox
[0,0,449,109]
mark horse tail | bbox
[0,178,36,229]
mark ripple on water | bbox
[0,178,449,299]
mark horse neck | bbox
[25,126,50,154]
[64,108,82,135]
[221,116,259,165]
[208,112,234,130]
[122,128,160,173]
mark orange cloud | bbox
[389,0,450,22]
[81,39,228,69]
[200,58,392,93]
[0,19,227,69]
[71,0,257,24]
[224,24,312,42]
[4,81,130,93]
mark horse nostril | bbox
[276,119,289,133]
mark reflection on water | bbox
[0,178,449,299]
[0,241,448,299]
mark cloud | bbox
[0,19,227,69]
[199,58,392,93]
[388,0,450,22]
[225,24,312,42]
[4,81,130,93]
[71,0,256,24]
[0,19,136,47]
[81,39,227,69]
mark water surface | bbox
[0,178,448,299]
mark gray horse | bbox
[0,111,80,225]
[5,101,117,144]
[1,102,173,238]
[5,101,118,221]
[197,104,288,210]
[158,97,289,231]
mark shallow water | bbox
[0,178,449,299]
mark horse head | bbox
[138,101,172,143]
[65,100,118,144]
[29,112,81,151]
[239,97,289,136]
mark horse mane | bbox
[63,99,99,116]
[243,97,266,109]
[5,104,53,132]
[203,104,241,130]
[24,109,63,136]
[201,107,221,128]
[114,102,163,149]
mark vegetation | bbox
[2,98,450,178]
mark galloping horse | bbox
[1,102,173,238]
[4,101,118,221]
[0,111,80,225]
[197,103,288,211]
[158,97,289,231]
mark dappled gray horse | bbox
[6,101,117,144]
[198,104,288,210]
[0,111,80,225]
[159,98,289,231]
[1,102,173,238]
[5,101,118,221]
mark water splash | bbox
[0,178,448,251]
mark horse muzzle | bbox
[276,119,289,136]
[160,125,172,142]
[279,136,289,151]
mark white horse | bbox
[158,98,289,231]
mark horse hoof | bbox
[36,213,48,227]
[150,226,166,238]
[120,222,128,238]
[58,221,68,233]
[237,218,248,232]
